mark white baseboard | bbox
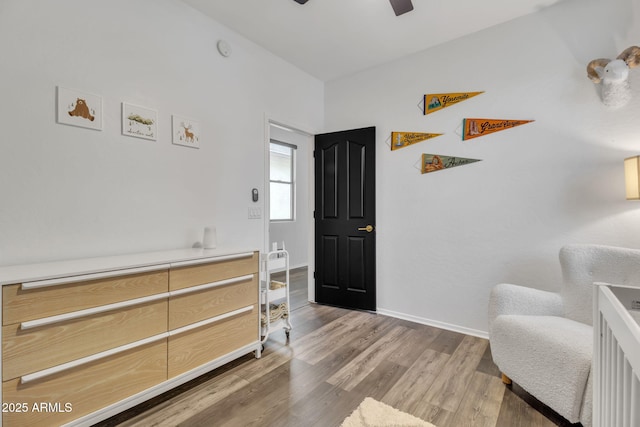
[376,308,489,340]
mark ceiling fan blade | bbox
[389,0,414,16]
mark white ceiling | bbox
[183,0,562,82]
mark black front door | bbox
[314,126,376,311]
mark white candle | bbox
[203,227,217,249]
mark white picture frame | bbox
[57,86,103,131]
[122,103,158,141]
[172,115,200,149]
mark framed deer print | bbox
[122,103,157,140]
[171,115,200,149]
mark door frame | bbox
[263,114,318,303]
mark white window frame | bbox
[269,139,296,222]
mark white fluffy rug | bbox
[340,397,435,427]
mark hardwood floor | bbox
[96,302,581,427]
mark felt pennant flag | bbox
[423,91,483,115]
[421,154,481,174]
[391,131,443,151]
[462,118,534,141]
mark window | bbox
[270,140,296,221]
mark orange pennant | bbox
[462,118,534,141]
[423,92,483,115]
[391,132,443,151]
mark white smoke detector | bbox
[217,40,232,58]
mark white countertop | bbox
[0,247,257,285]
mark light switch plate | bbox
[248,207,262,219]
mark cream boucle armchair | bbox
[488,244,640,427]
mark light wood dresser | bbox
[0,248,261,426]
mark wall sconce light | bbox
[624,156,640,200]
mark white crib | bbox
[593,282,640,427]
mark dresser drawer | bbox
[3,299,168,381]
[168,307,257,378]
[169,274,257,330]
[3,270,168,325]
[2,339,167,427]
[169,252,258,291]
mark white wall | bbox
[268,125,311,269]
[325,0,640,336]
[4,0,640,337]
[0,0,323,266]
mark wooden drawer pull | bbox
[20,332,169,384]
[170,252,254,268]
[169,274,254,297]
[20,292,169,330]
[169,305,254,336]
[20,264,171,290]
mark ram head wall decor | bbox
[587,46,640,108]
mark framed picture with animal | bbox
[122,102,157,141]
[56,86,103,130]
[171,114,200,149]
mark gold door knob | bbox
[357,225,374,233]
